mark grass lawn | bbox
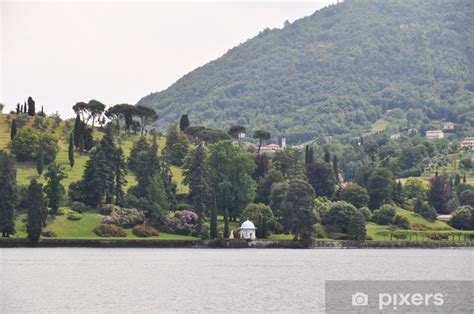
[13,207,197,240]
[371,119,390,133]
[367,207,453,241]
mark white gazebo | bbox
[240,219,257,240]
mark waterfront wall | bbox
[0,238,473,248]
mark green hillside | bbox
[0,113,188,193]
[137,0,474,143]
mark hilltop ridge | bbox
[138,0,474,143]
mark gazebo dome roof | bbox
[240,219,256,229]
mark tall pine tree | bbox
[36,146,44,175]
[68,133,75,168]
[183,143,211,224]
[0,151,17,237]
[26,179,45,245]
[179,114,190,131]
[10,119,17,140]
[44,163,67,216]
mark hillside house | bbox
[461,137,474,150]
[260,143,281,153]
[426,130,444,139]
[390,133,401,140]
[443,122,454,130]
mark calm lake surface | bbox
[1,248,473,313]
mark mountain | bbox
[137,0,474,143]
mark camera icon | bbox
[352,292,369,306]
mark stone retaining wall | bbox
[0,238,472,249]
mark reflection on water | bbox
[0,248,472,313]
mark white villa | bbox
[426,130,444,139]
[443,122,454,130]
[390,133,401,140]
[240,220,257,240]
[260,143,281,153]
[461,137,474,150]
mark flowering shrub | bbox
[160,215,197,236]
[92,224,127,237]
[101,206,145,228]
[175,210,199,224]
[429,233,449,241]
[99,204,117,216]
[41,230,57,238]
[132,225,159,238]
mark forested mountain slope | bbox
[138,0,474,143]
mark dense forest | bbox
[137,0,474,143]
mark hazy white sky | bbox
[1,1,335,118]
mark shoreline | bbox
[0,238,473,249]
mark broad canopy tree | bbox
[207,141,256,220]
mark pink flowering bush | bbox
[175,210,199,224]
[160,210,200,236]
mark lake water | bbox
[0,248,473,313]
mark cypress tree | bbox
[44,163,67,216]
[73,114,82,148]
[324,150,330,163]
[179,114,190,131]
[23,102,27,113]
[305,145,310,164]
[16,103,20,114]
[333,155,339,183]
[26,179,45,245]
[114,147,128,206]
[68,133,75,168]
[10,119,17,140]
[224,207,230,238]
[259,215,267,239]
[309,147,314,163]
[0,151,17,237]
[27,97,35,116]
[454,174,461,186]
[79,134,85,155]
[210,195,217,238]
[463,173,467,183]
[36,146,44,175]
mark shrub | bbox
[41,230,57,238]
[393,215,410,230]
[429,233,448,241]
[99,204,117,216]
[176,203,191,211]
[372,204,397,225]
[175,210,199,224]
[314,223,327,239]
[93,224,127,237]
[102,206,145,228]
[449,206,474,230]
[67,212,82,221]
[56,208,66,216]
[71,201,86,213]
[132,225,159,238]
[198,223,211,240]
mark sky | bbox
[1,0,336,118]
